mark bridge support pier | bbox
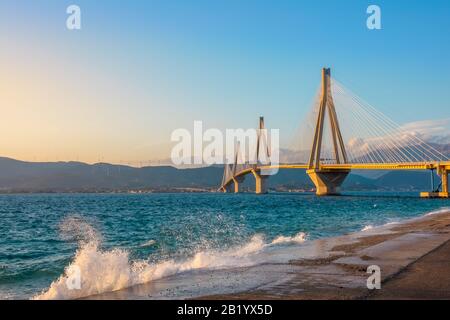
[444,169,449,195]
[222,184,234,193]
[232,176,245,193]
[307,169,350,196]
[252,170,268,194]
[421,167,449,198]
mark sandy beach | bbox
[201,209,450,300]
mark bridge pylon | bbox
[307,68,350,195]
[219,116,271,194]
[252,116,269,194]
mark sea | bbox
[0,192,448,300]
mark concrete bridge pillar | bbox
[306,68,350,196]
[440,168,448,197]
[232,176,245,193]
[252,170,268,194]
[306,169,350,196]
[222,184,234,193]
[420,166,449,198]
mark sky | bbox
[0,0,449,165]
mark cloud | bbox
[398,118,450,143]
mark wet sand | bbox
[201,210,450,300]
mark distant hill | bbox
[373,170,438,191]
[0,157,439,193]
[0,157,223,192]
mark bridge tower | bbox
[219,116,269,194]
[306,68,350,195]
[251,116,269,194]
[220,164,233,193]
[220,150,245,193]
[231,146,246,193]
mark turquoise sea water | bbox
[0,192,448,299]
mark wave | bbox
[359,207,450,233]
[425,207,450,216]
[271,232,306,244]
[33,219,306,300]
[32,205,450,300]
[138,240,156,248]
[360,225,373,232]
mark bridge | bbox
[219,68,450,198]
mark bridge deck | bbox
[257,162,450,171]
[221,162,450,193]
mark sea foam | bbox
[361,225,374,232]
[425,207,450,216]
[33,218,306,300]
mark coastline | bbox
[85,208,450,300]
[200,209,450,300]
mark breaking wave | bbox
[33,218,306,300]
[271,232,306,244]
[138,239,156,248]
[359,207,450,233]
[425,207,450,216]
[361,225,374,232]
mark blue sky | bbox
[0,0,449,163]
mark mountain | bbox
[373,170,438,191]
[0,157,223,192]
[0,157,440,193]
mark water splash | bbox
[58,215,100,245]
[361,225,374,232]
[33,219,306,300]
[271,232,306,244]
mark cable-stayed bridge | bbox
[219,68,450,198]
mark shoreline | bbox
[0,190,441,195]
[85,208,450,300]
[200,210,450,300]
